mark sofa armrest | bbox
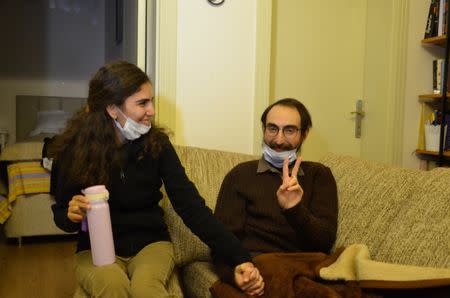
[182,261,219,298]
[162,196,212,266]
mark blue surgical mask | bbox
[114,108,151,140]
[262,143,297,168]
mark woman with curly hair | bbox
[49,61,264,297]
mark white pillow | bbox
[29,110,69,136]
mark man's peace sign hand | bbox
[276,157,304,210]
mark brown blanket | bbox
[210,245,450,298]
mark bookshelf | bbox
[418,93,450,100]
[421,35,447,45]
[416,150,450,166]
[417,1,450,167]
[416,149,450,157]
[416,34,450,166]
[418,94,450,109]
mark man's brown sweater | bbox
[215,158,338,255]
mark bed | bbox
[0,95,85,245]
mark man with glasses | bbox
[212,98,338,290]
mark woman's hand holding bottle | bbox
[67,195,90,223]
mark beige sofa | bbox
[163,145,450,297]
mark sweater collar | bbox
[257,157,304,176]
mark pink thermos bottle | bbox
[82,185,115,266]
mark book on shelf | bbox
[445,114,450,150]
[432,58,450,94]
[433,0,440,36]
[444,0,449,35]
[424,0,448,38]
[433,59,439,94]
[425,0,436,38]
[438,0,446,36]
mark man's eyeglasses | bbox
[264,124,300,138]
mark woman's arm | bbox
[50,161,81,232]
[158,142,250,266]
[214,169,247,242]
[212,168,249,283]
[159,142,263,295]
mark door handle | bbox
[351,100,364,138]
[350,111,365,117]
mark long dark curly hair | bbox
[48,61,168,188]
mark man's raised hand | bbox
[276,157,304,209]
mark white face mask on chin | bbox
[114,108,151,140]
[262,143,297,168]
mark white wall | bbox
[174,0,257,154]
[402,0,438,169]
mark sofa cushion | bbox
[320,153,450,269]
[319,154,417,256]
[378,167,450,268]
[162,145,257,266]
